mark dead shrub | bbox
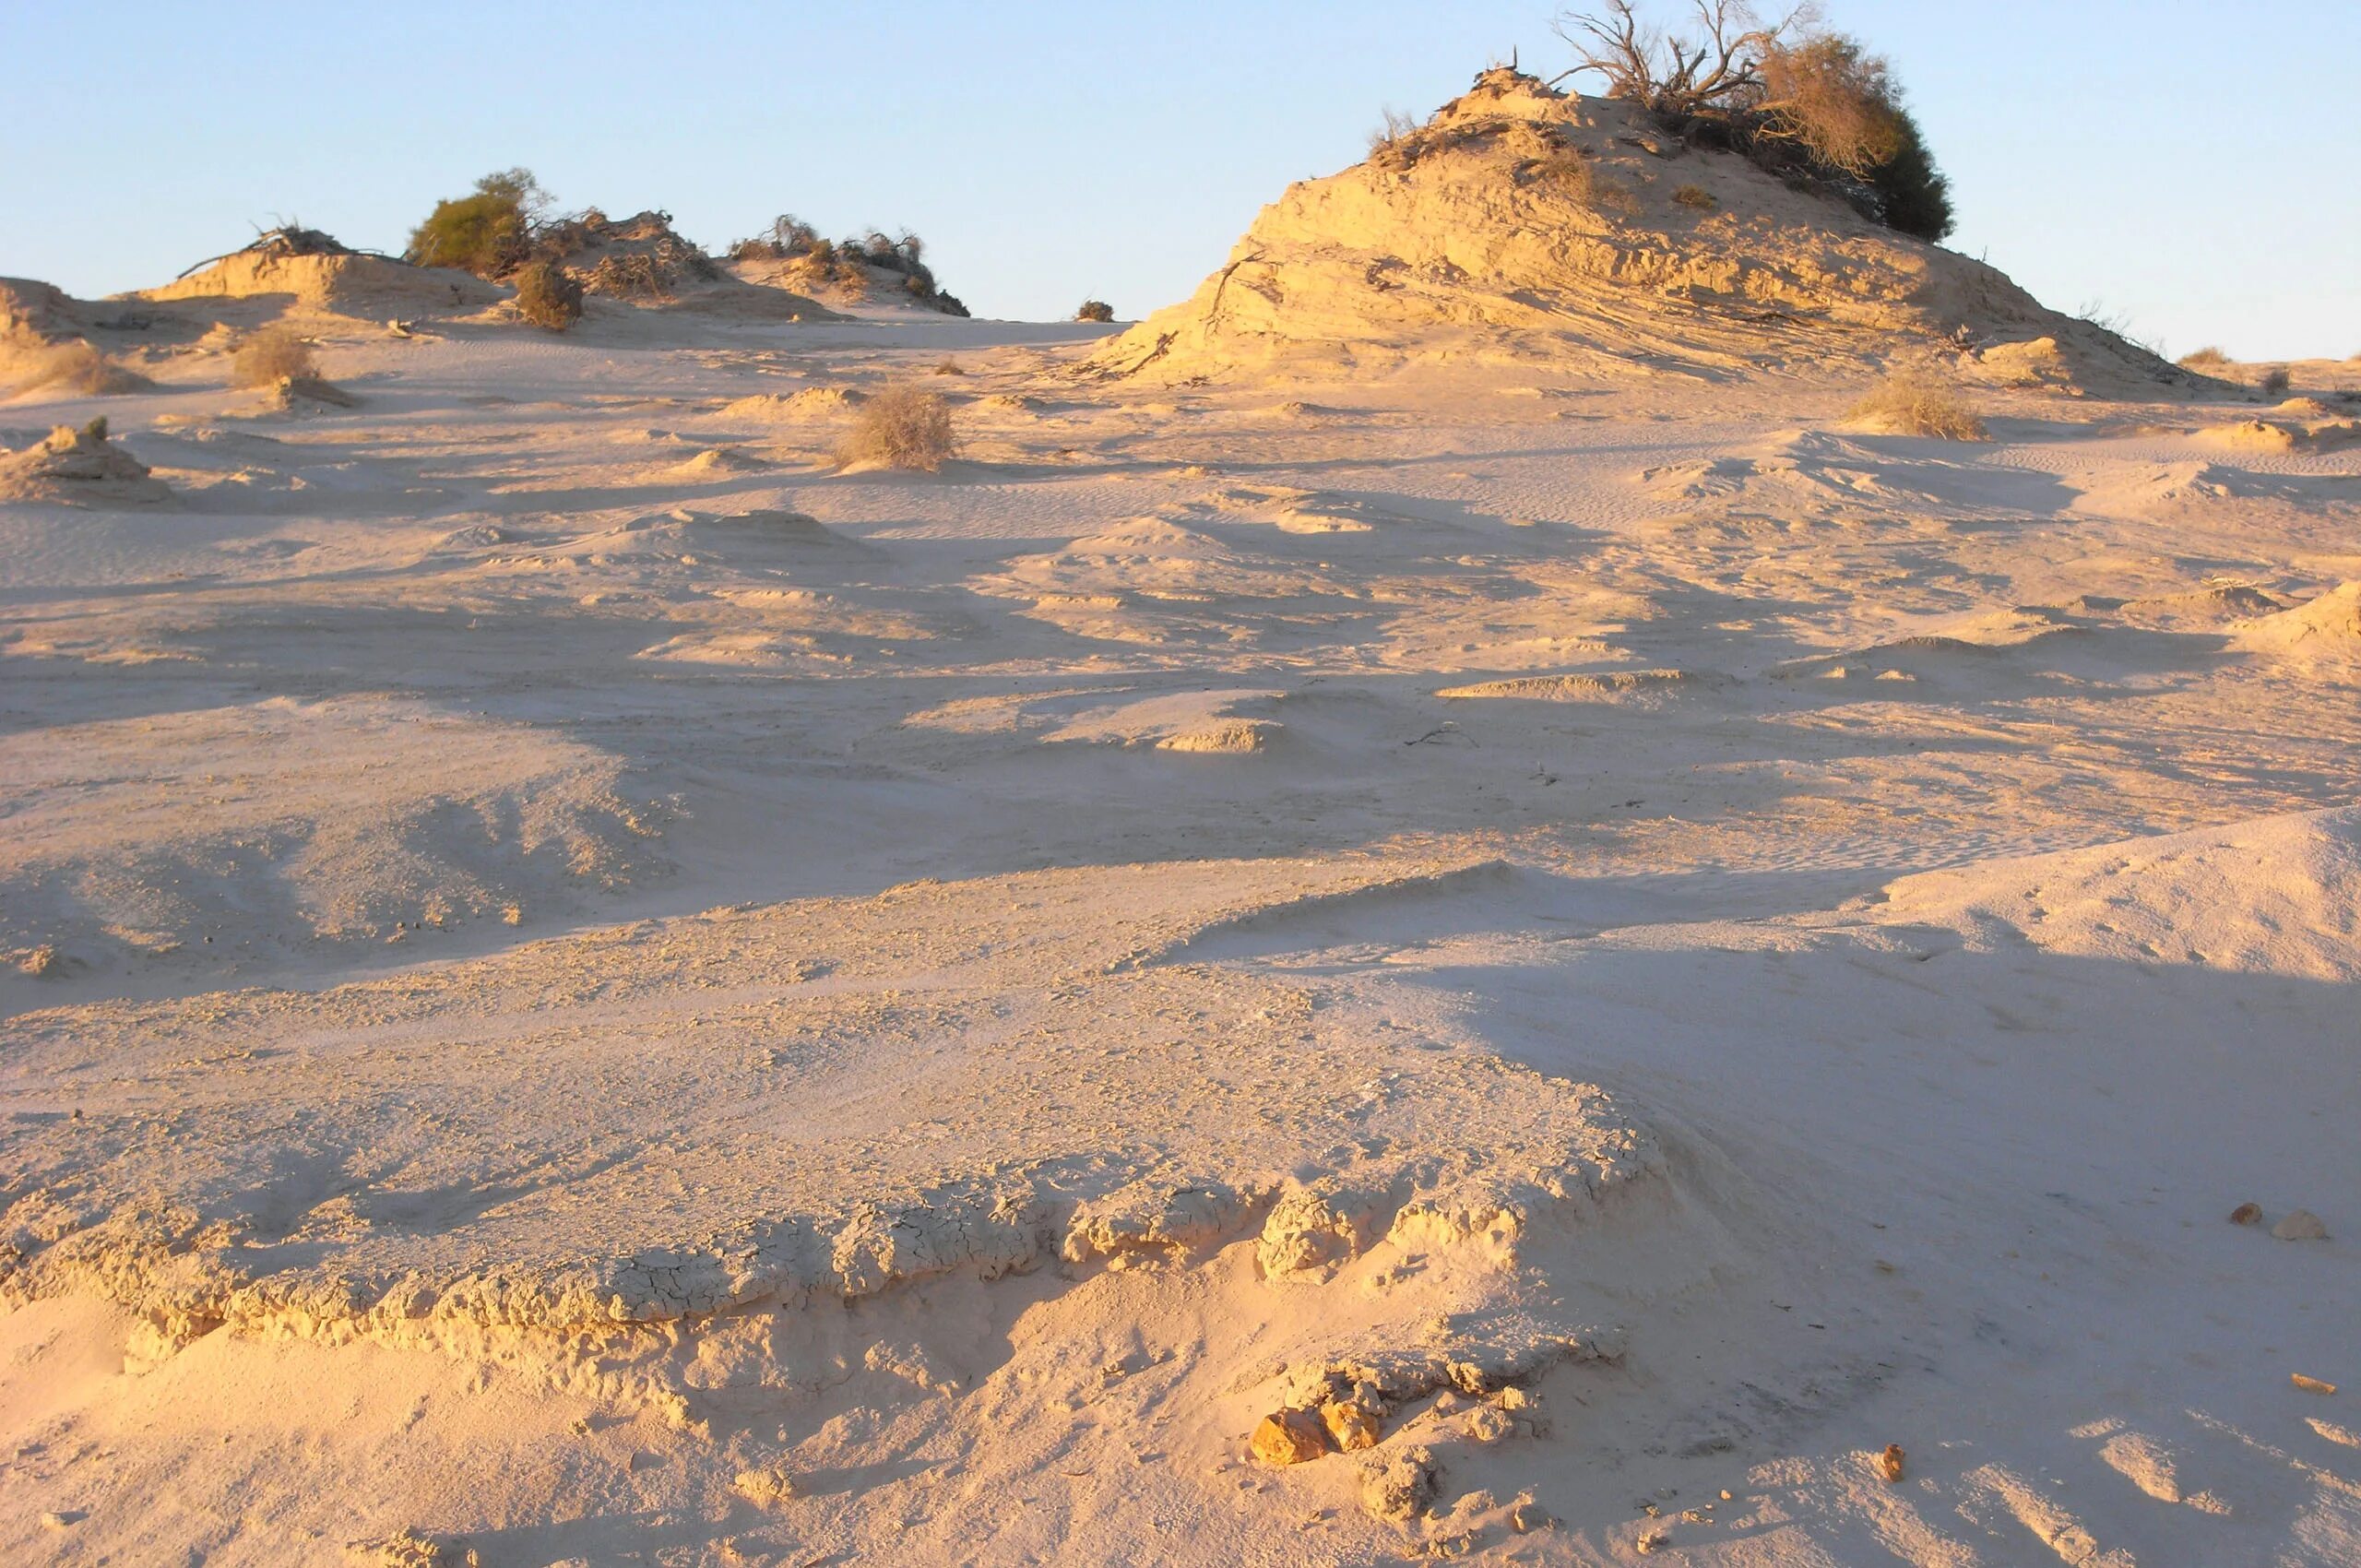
[513,259,584,330]
[1369,106,1422,164]
[837,385,956,471]
[1535,147,1641,217]
[2259,367,2292,396]
[2178,346,2229,371]
[10,339,151,396]
[1673,183,1715,208]
[231,327,316,387]
[1845,373,1987,439]
[931,359,965,376]
[1075,300,1115,323]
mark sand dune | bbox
[4,65,2359,1568]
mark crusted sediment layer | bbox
[0,852,1665,1409]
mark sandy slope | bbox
[5,163,2361,1567]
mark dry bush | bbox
[1845,373,1987,439]
[931,359,965,376]
[1534,147,1641,217]
[2178,346,2230,371]
[1075,300,1115,323]
[11,339,150,396]
[513,258,584,330]
[837,385,956,471]
[2259,367,2292,395]
[1369,106,1421,162]
[1673,183,1715,208]
[231,327,316,387]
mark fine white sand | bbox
[4,78,2359,1568]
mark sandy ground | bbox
[3,250,2358,1568]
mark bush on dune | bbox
[512,257,584,330]
[1075,300,1115,323]
[231,326,316,387]
[1845,372,1987,439]
[1560,0,1955,241]
[406,168,549,279]
[9,339,151,396]
[837,385,956,471]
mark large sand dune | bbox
[3,86,2358,1568]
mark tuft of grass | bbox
[1844,372,1988,440]
[231,326,316,388]
[2178,346,2230,371]
[837,385,956,472]
[1075,300,1114,323]
[513,258,584,330]
[931,359,965,376]
[1672,183,1716,208]
[12,339,151,397]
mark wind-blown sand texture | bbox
[4,77,2358,1568]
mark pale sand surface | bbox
[5,82,2360,1568]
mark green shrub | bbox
[1075,300,1115,323]
[407,168,547,278]
[512,258,584,330]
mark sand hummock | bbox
[0,419,168,503]
[1087,67,2177,390]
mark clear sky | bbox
[6,1,2355,360]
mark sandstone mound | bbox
[0,419,168,504]
[1086,68,2174,388]
[143,240,498,317]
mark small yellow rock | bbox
[2292,1372,2339,1396]
[1321,1400,1382,1452]
[1879,1444,1906,1482]
[1251,1408,1330,1467]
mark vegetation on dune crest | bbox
[1556,0,1955,241]
[838,385,956,471]
[406,168,549,278]
[1075,300,1115,323]
[729,214,970,316]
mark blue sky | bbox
[6,1,2354,359]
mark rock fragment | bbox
[1358,1444,1438,1522]
[2228,1202,2262,1225]
[2272,1209,2329,1241]
[1251,1408,1330,1467]
[1879,1443,1907,1482]
[1321,1399,1382,1452]
[2292,1373,2339,1396]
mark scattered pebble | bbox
[2228,1202,2262,1225]
[1879,1443,1907,1482]
[2272,1209,2329,1241]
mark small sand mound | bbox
[664,446,768,478]
[1157,719,1281,754]
[2,338,153,397]
[1438,670,1700,703]
[2194,418,2302,453]
[0,420,169,504]
[719,386,868,421]
[259,374,359,411]
[2237,581,2361,659]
